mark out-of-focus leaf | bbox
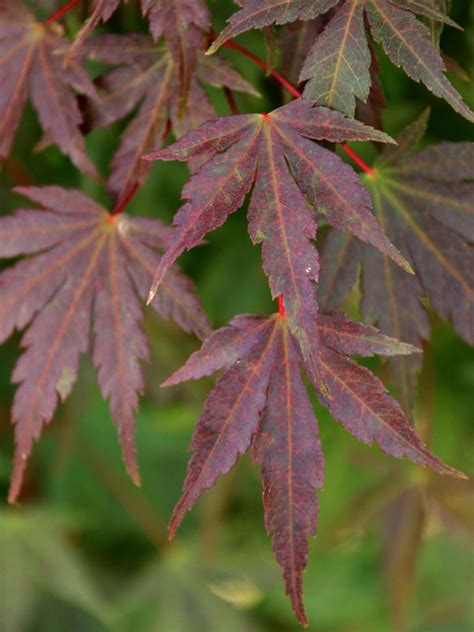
[0,508,112,631]
[0,3,98,176]
[70,0,209,101]
[86,35,258,197]
[117,547,259,632]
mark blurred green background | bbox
[1,1,473,631]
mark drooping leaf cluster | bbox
[0,0,472,626]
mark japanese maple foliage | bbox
[144,100,409,304]
[0,0,472,627]
[208,0,473,122]
[83,33,258,197]
[0,3,99,176]
[0,186,209,502]
[319,110,474,413]
[163,310,464,624]
[71,0,209,100]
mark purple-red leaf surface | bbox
[145,99,410,377]
[0,3,98,176]
[0,186,210,503]
[163,310,464,625]
[70,0,209,99]
[319,112,474,413]
[85,34,258,197]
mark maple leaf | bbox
[0,186,210,503]
[319,110,474,413]
[85,34,258,198]
[279,15,386,129]
[144,99,412,385]
[70,0,209,100]
[207,0,473,122]
[162,310,464,626]
[0,3,98,176]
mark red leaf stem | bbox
[110,118,171,217]
[44,0,80,23]
[223,86,239,116]
[278,294,285,316]
[111,182,140,217]
[222,40,301,99]
[340,144,374,175]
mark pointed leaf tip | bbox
[168,495,193,540]
[206,43,218,56]
[442,465,468,480]
[8,450,28,504]
[146,289,155,306]
[127,459,141,487]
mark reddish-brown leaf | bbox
[145,100,408,379]
[317,312,420,357]
[0,3,98,176]
[70,0,209,100]
[313,346,460,472]
[1,186,210,503]
[85,35,258,197]
[252,323,323,627]
[168,316,280,539]
[163,310,464,624]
